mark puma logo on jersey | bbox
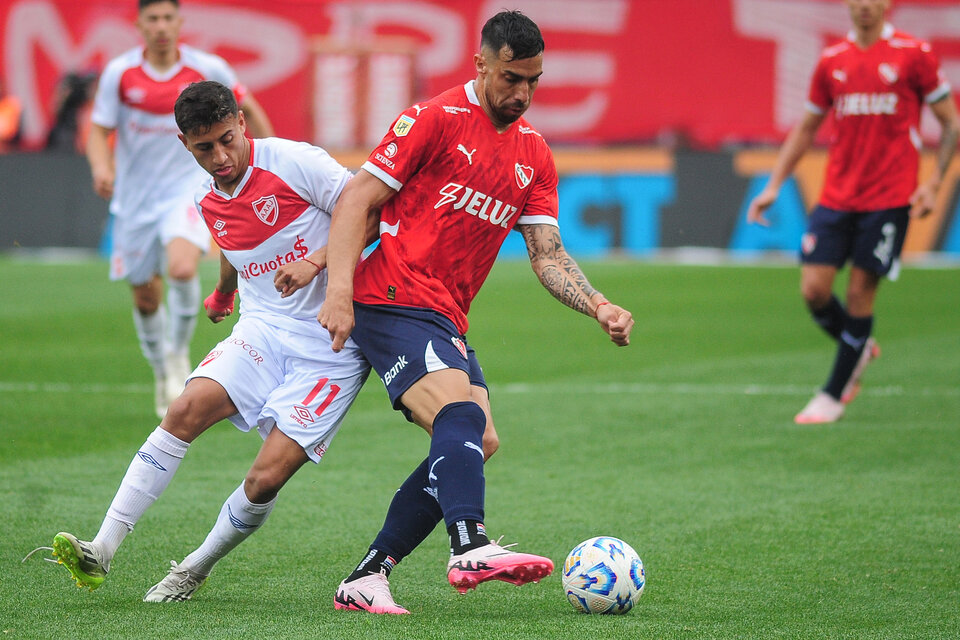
[457,144,476,165]
[434,183,519,229]
[413,104,427,115]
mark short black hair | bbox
[174,81,238,135]
[480,10,544,61]
[139,0,178,9]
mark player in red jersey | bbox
[87,0,274,418]
[319,11,634,613]
[747,0,959,424]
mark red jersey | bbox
[355,81,560,334]
[806,23,950,212]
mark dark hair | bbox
[174,81,238,135]
[139,0,178,9]
[480,10,544,61]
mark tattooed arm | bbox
[520,223,634,346]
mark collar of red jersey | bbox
[464,80,481,107]
[846,22,894,43]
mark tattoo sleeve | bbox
[936,123,959,181]
[521,224,598,315]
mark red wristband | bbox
[204,288,236,313]
[303,257,322,272]
[596,301,610,309]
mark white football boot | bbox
[143,561,206,602]
[795,391,845,424]
[334,571,409,614]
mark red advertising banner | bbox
[2,0,958,150]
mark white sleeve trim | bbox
[361,161,402,191]
[516,214,559,228]
[804,100,826,115]
[925,82,952,104]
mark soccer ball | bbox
[562,536,645,614]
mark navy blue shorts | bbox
[800,205,909,276]
[351,302,486,418]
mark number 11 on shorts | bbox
[303,377,341,417]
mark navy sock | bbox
[447,519,489,555]
[823,314,873,399]
[344,548,399,583]
[428,401,487,530]
[810,295,847,340]
[345,458,443,582]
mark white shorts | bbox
[188,314,370,463]
[109,194,211,285]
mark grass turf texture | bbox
[1,256,958,639]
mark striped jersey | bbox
[92,44,247,220]
[195,138,351,335]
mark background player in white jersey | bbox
[747,0,959,424]
[87,0,274,418]
[47,81,369,601]
[319,11,635,614]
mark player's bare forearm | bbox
[86,124,115,199]
[521,224,598,315]
[768,111,823,190]
[932,96,960,189]
[321,170,394,350]
[748,111,823,225]
[216,251,238,293]
[275,247,325,298]
[204,252,238,323]
[911,95,960,217]
[326,173,386,300]
[522,223,635,346]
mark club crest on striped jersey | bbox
[252,195,279,226]
[515,163,533,189]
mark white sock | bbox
[165,277,200,357]
[181,484,276,576]
[133,306,167,376]
[95,427,189,564]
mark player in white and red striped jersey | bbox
[320,11,634,614]
[87,0,274,418]
[748,0,959,425]
[50,81,371,603]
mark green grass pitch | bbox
[1,256,958,639]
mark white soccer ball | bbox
[561,536,645,614]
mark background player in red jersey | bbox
[747,0,959,424]
[87,0,274,418]
[318,11,634,614]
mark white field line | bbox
[496,382,960,398]
[1,380,957,398]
